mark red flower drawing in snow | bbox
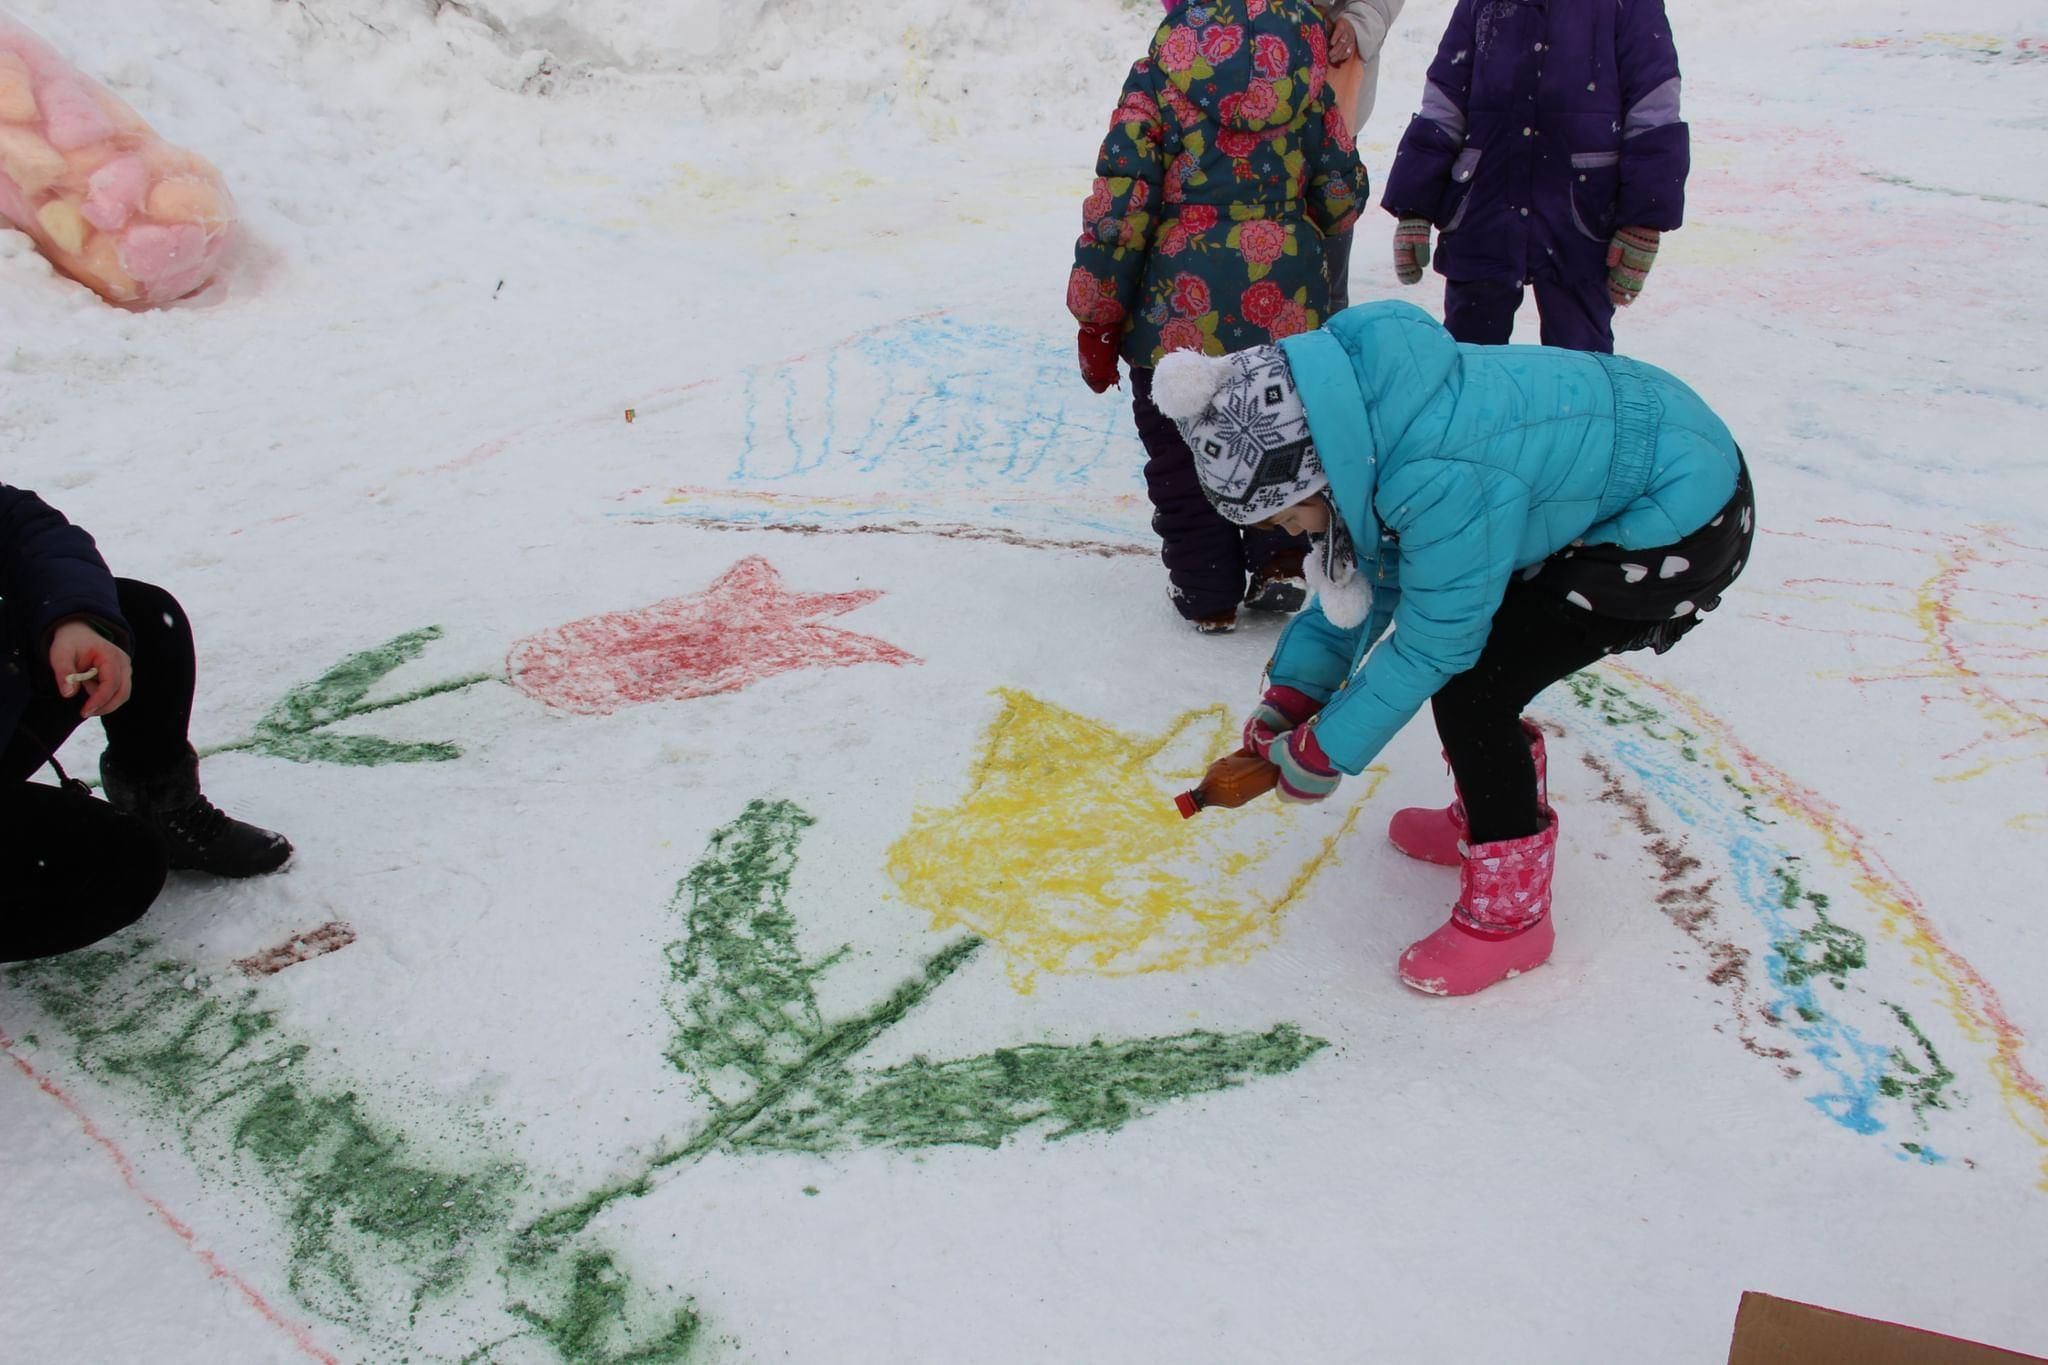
[507,556,916,716]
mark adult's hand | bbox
[1329,19,1359,64]
[49,620,132,719]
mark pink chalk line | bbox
[0,1025,340,1365]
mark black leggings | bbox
[1,580,196,962]
[1433,580,1663,845]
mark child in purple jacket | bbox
[1380,0,1688,353]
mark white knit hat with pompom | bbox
[1151,344,1326,527]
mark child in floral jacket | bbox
[1068,0,1366,631]
[1380,0,1689,352]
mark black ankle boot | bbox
[1243,547,1308,614]
[101,747,293,878]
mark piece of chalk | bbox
[65,667,99,685]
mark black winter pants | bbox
[1433,580,1665,845]
[2,580,196,962]
[1130,366,1305,620]
[1444,275,1616,354]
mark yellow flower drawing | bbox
[887,689,1380,989]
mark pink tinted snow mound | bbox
[0,14,236,305]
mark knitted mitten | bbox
[1273,725,1341,804]
[1606,226,1661,306]
[1242,684,1321,759]
[1392,217,1433,286]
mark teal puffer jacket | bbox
[1267,300,1741,775]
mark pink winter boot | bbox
[1397,816,1557,996]
[1387,719,1549,866]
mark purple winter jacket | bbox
[1381,0,1688,287]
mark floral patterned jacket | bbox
[1067,0,1366,368]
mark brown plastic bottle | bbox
[1174,750,1281,818]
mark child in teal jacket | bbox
[1151,299,1752,996]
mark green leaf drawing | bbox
[260,626,447,734]
[732,1025,1327,1154]
[661,800,1328,1156]
[663,799,834,1105]
[207,625,498,769]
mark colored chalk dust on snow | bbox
[501,796,1330,1293]
[507,555,915,717]
[0,942,706,1363]
[1558,668,2048,1190]
[606,314,1144,544]
[886,689,1382,989]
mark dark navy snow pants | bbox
[1444,274,1616,353]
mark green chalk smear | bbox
[1876,1003,1959,1122]
[9,941,700,1364]
[1770,866,1867,990]
[507,1249,703,1365]
[521,797,1331,1254]
[204,626,498,768]
[734,1025,1328,1153]
[7,940,515,1341]
[521,933,984,1255]
[664,799,834,1103]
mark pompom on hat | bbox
[1154,343,1375,630]
[1153,345,1328,528]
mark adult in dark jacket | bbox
[2,483,289,962]
[1379,0,1688,352]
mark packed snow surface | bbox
[3,0,2046,1361]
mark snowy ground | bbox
[3,0,2046,1360]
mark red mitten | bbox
[1078,325,1122,394]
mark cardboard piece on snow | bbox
[1728,1292,2047,1365]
